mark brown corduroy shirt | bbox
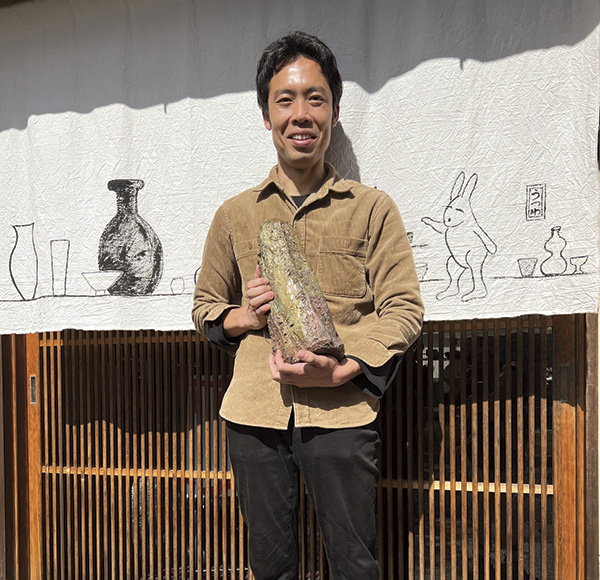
[192,164,424,429]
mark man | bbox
[192,31,423,580]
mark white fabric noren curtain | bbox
[0,0,598,332]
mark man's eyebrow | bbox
[273,86,328,97]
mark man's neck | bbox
[276,160,328,197]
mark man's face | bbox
[263,56,339,173]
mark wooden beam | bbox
[586,313,599,580]
[553,314,579,579]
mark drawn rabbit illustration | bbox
[421,172,497,301]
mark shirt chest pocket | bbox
[317,236,368,298]
[233,238,260,290]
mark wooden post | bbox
[585,313,599,580]
[26,333,42,580]
[553,314,579,579]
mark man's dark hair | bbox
[256,31,343,116]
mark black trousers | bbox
[226,419,381,580]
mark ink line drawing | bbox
[421,172,497,301]
[98,179,163,295]
[50,239,70,296]
[570,255,588,274]
[9,222,39,300]
[82,270,123,296]
[526,184,546,221]
[540,225,567,276]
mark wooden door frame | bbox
[6,314,600,578]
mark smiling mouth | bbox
[288,134,316,141]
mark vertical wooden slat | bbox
[416,331,425,580]
[516,318,524,580]
[187,334,195,580]
[397,351,405,579]
[196,336,204,580]
[460,321,468,580]
[471,325,479,580]
[540,318,548,580]
[61,332,72,580]
[493,320,501,580]
[448,321,457,580]
[384,365,393,580]
[407,338,415,580]
[482,322,490,580]
[427,328,435,580]
[78,334,86,580]
[49,332,59,580]
[505,321,513,579]
[439,327,446,580]
[528,318,536,579]
[85,332,95,580]
[140,332,149,580]
[123,334,132,580]
[108,332,117,580]
[203,336,211,580]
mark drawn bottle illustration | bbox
[9,223,39,300]
[540,226,567,276]
[98,179,163,295]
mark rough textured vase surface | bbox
[98,179,163,295]
[258,220,344,363]
[540,225,567,276]
[9,223,39,300]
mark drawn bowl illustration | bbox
[82,270,123,295]
[570,255,588,274]
[517,258,537,278]
[415,262,428,281]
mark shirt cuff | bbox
[205,310,242,355]
[346,355,402,399]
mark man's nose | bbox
[291,100,310,123]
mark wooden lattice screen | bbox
[0,314,593,579]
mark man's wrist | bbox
[222,307,252,338]
[333,357,363,386]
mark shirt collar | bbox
[253,163,353,202]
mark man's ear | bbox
[332,104,340,128]
[262,109,272,131]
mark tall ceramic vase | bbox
[9,223,39,300]
[98,179,163,295]
[540,226,568,276]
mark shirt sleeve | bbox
[346,355,402,399]
[344,192,425,367]
[192,203,242,334]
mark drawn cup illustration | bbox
[50,239,70,296]
[98,179,163,295]
[415,262,428,281]
[517,257,537,278]
[82,270,123,296]
[170,277,185,295]
[9,223,39,301]
[570,255,588,275]
[421,172,497,302]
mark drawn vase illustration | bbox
[98,179,163,295]
[540,226,567,276]
[9,223,39,300]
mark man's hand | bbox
[223,265,273,338]
[269,349,362,388]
